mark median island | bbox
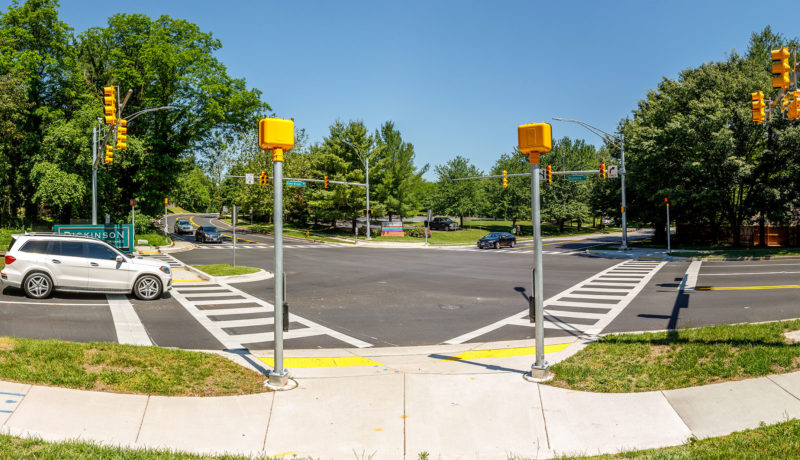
[192,264,260,277]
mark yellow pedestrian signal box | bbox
[259,117,295,159]
[518,122,552,155]
[103,86,117,125]
[502,170,508,188]
[772,47,791,91]
[104,144,113,164]
[751,91,766,123]
[546,165,552,184]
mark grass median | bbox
[0,337,268,396]
[549,320,800,393]
[136,232,170,247]
[193,264,260,277]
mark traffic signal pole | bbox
[529,158,548,377]
[270,148,288,387]
[91,122,98,225]
[620,133,629,250]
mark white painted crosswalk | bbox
[444,260,667,343]
[194,243,340,250]
[169,281,372,350]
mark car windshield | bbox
[484,233,501,238]
[202,226,217,232]
[177,220,189,224]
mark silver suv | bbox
[1,233,172,300]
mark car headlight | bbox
[160,266,171,275]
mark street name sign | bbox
[286,181,306,187]
[53,224,134,253]
[567,175,587,182]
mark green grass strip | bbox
[549,320,800,393]
[0,337,268,396]
[137,233,170,247]
[193,264,260,276]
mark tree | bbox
[541,138,598,231]
[433,156,484,227]
[484,152,530,226]
[371,121,427,222]
[173,166,212,212]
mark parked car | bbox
[1,233,172,300]
[195,226,222,243]
[174,219,194,234]
[424,217,459,231]
[477,232,516,249]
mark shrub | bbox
[404,227,430,238]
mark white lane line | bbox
[179,291,238,298]
[212,318,272,328]
[106,294,152,346]
[680,260,702,292]
[201,307,270,316]
[191,298,249,306]
[444,260,666,344]
[543,309,610,319]
[558,293,627,300]
[701,271,800,276]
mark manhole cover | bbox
[439,304,462,311]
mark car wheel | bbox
[133,275,162,301]
[494,241,500,249]
[23,272,53,299]
[509,240,515,248]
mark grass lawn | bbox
[549,320,800,393]
[193,264,260,276]
[0,337,268,396]
[2,419,799,459]
[136,233,170,247]
[167,205,190,214]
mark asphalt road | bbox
[1,215,798,350]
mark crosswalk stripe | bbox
[444,259,667,344]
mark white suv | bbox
[1,233,172,300]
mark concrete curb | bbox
[182,265,273,285]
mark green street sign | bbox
[567,175,588,182]
[286,181,306,187]
[53,224,135,253]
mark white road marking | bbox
[680,260,702,291]
[0,300,108,306]
[700,271,800,276]
[106,294,152,346]
[444,260,667,344]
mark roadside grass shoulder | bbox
[167,206,189,214]
[548,320,800,393]
[193,264,260,276]
[0,434,297,459]
[554,419,800,459]
[137,233,170,247]
[0,337,268,396]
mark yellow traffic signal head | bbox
[103,85,115,97]
[771,47,791,91]
[751,91,765,123]
[104,144,113,164]
[258,118,295,152]
[259,171,268,186]
[103,85,117,125]
[600,163,606,179]
[546,164,552,184]
[518,122,552,155]
[324,175,329,188]
[502,170,508,188]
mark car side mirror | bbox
[115,255,123,263]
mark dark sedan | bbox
[477,232,516,249]
[195,226,222,244]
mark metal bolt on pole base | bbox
[266,369,290,389]
[523,365,554,383]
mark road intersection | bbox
[1,213,798,352]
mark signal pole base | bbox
[523,365,554,383]
[265,370,296,391]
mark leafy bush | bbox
[404,227,430,238]
[118,213,160,234]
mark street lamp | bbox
[91,105,176,225]
[552,117,629,250]
[342,139,373,240]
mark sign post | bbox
[233,204,237,267]
[259,116,295,389]
[518,122,554,383]
[164,198,168,236]
[130,199,136,247]
[665,197,671,254]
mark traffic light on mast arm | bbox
[103,86,117,125]
[751,91,766,123]
[324,176,329,188]
[116,119,127,150]
[546,165,552,185]
[104,144,113,164]
[664,197,669,207]
[600,163,606,179]
[789,91,800,120]
[502,170,508,188]
[772,47,791,91]
[259,171,268,186]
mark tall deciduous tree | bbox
[433,156,484,227]
[484,152,530,226]
[372,121,427,222]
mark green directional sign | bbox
[286,181,306,187]
[53,224,134,253]
[567,175,587,182]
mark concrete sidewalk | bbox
[2,336,800,459]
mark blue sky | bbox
[5,1,798,178]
